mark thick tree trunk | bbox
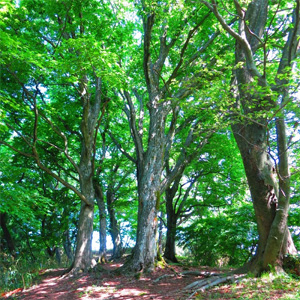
[129,106,167,272]
[229,0,298,275]
[261,112,297,269]
[72,202,94,272]
[231,122,295,274]
[131,179,160,272]
[107,189,122,260]
[70,76,102,273]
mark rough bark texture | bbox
[72,203,94,272]
[224,0,299,274]
[120,11,171,272]
[131,106,166,272]
[71,75,102,273]
[202,0,299,275]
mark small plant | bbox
[0,252,61,294]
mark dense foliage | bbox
[0,0,300,292]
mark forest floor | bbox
[2,259,300,300]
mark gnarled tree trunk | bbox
[203,0,299,275]
[130,106,167,272]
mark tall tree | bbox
[113,0,225,272]
[0,0,123,273]
[202,0,300,274]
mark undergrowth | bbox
[196,272,300,300]
[0,252,66,293]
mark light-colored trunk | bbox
[73,202,94,271]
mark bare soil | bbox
[2,261,224,300]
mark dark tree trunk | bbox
[164,216,178,263]
[0,213,16,257]
[164,189,179,263]
[63,229,74,262]
[94,181,107,263]
[107,189,122,260]
[213,0,299,275]
[203,0,299,275]
[158,212,164,256]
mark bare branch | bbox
[123,91,144,163]
[201,0,263,78]
[0,140,35,158]
[108,131,136,164]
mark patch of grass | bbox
[195,273,300,300]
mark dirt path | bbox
[4,263,220,300]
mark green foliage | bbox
[0,251,65,293]
[177,200,257,267]
[0,0,299,291]
[196,273,300,299]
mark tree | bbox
[202,0,299,274]
[112,0,227,272]
[0,0,124,273]
[164,130,247,263]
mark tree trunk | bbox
[0,213,16,257]
[71,75,102,273]
[94,181,107,263]
[107,189,122,260]
[227,0,298,275]
[158,212,164,256]
[129,106,167,272]
[164,190,179,263]
[63,229,74,263]
[72,202,94,272]
[261,107,297,269]
[164,217,178,263]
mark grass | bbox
[195,273,300,300]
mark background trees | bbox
[1,0,299,283]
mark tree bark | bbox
[94,181,107,263]
[164,186,179,263]
[63,229,74,263]
[130,107,166,272]
[107,189,122,260]
[71,76,102,273]
[72,202,94,272]
[204,0,299,274]
[0,213,16,257]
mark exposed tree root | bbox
[184,273,246,299]
[153,270,220,283]
[153,274,175,283]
